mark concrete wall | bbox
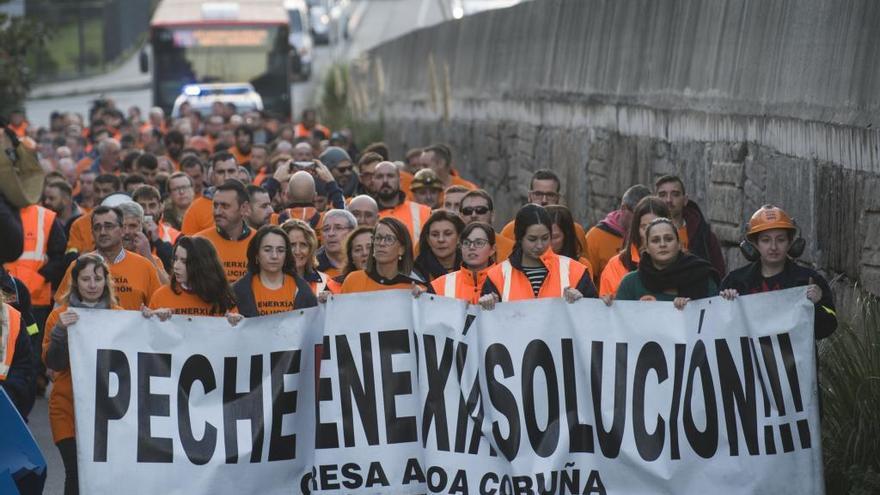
[346,0,880,296]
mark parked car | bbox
[307,0,350,44]
[285,0,314,79]
[172,83,263,118]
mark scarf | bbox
[69,292,111,309]
[599,210,627,236]
[637,252,719,299]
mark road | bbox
[22,1,448,493]
[25,0,449,128]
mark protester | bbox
[458,189,514,261]
[245,184,273,229]
[316,209,356,277]
[41,180,81,230]
[145,236,240,323]
[132,184,180,245]
[499,169,586,251]
[326,225,374,293]
[599,197,670,297]
[430,222,496,304]
[414,210,464,282]
[374,161,432,241]
[347,194,379,227]
[118,201,171,283]
[232,226,316,316]
[441,185,469,213]
[182,151,239,234]
[546,204,593,279]
[353,151,383,197]
[43,254,119,494]
[720,205,837,338]
[410,168,444,210]
[65,173,122,256]
[654,175,726,276]
[164,172,195,230]
[280,219,330,294]
[340,217,427,293]
[614,217,719,308]
[56,206,161,310]
[480,204,596,308]
[195,179,255,283]
[320,146,356,197]
[584,184,651,282]
[421,144,476,190]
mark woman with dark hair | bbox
[280,219,330,294]
[599,197,670,298]
[145,236,241,324]
[479,204,596,308]
[233,225,317,316]
[615,217,719,309]
[325,225,374,293]
[43,253,121,495]
[340,217,429,293]
[546,205,593,277]
[430,222,496,304]
[414,209,465,282]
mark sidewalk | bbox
[29,48,150,100]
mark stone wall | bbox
[346,0,880,297]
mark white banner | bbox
[70,288,823,494]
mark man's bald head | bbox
[288,171,316,203]
[371,161,402,203]
[347,194,379,226]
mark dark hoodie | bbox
[682,200,726,277]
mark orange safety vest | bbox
[0,304,22,381]
[157,222,181,244]
[378,200,431,241]
[309,272,330,295]
[4,205,56,306]
[431,266,491,304]
[486,251,587,302]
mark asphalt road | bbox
[22,1,448,493]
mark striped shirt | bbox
[521,266,549,297]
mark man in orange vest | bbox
[500,169,587,250]
[584,184,651,283]
[294,109,330,140]
[373,161,431,241]
[0,302,35,417]
[422,144,477,190]
[3,203,67,387]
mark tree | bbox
[0,0,48,117]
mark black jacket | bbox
[0,194,23,263]
[232,271,317,317]
[682,200,726,277]
[1,313,35,418]
[721,259,837,339]
[482,248,598,299]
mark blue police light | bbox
[183,85,201,96]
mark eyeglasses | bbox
[461,238,489,249]
[529,191,560,200]
[461,206,490,216]
[373,234,398,245]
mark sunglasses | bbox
[461,206,490,216]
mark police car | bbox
[171,83,264,117]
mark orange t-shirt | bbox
[340,270,414,293]
[148,284,225,316]
[195,227,255,283]
[66,213,94,255]
[55,250,162,310]
[181,196,214,235]
[251,274,298,315]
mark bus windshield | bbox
[152,25,290,116]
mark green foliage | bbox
[0,0,49,116]
[320,62,383,149]
[819,289,880,494]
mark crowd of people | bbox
[0,101,838,494]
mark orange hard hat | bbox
[747,205,796,236]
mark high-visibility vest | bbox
[378,200,431,241]
[486,251,587,302]
[431,266,491,304]
[4,205,56,306]
[0,304,22,381]
[309,272,330,295]
[157,222,181,244]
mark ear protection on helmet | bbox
[740,236,805,262]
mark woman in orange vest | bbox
[144,236,241,324]
[430,222,496,304]
[325,225,374,293]
[614,218,719,309]
[479,204,596,309]
[281,219,331,294]
[232,226,317,316]
[414,210,465,282]
[339,217,429,293]
[546,205,594,279]
[599,197,669,299]
[43,253,120,495]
